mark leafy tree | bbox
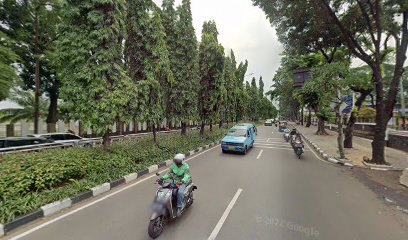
[249,77,260,121]
[0,31,19,101]
[0,0,61,133]
[258,76,264,97]
[57,0,133,150]
[235,59,249,121]
[223,53,238,123]
[0,88,48,125]
[163,0,199,134]
[244,81,252,119]
[198,20,225,135]
[126,0,173,143]
[161,0,178,126]
[253,0,408,164]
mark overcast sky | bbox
[154,0,283,92]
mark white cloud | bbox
[153,0,283,92]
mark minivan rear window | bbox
[227,129,247,137]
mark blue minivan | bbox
[221,124,257,154]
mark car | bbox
[264,119,273,126]
[28,133,93,147]
[221,123,257,154]
[0,137,54,149]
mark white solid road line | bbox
[302,140,335,165]
[256,150,264,159]
[255,146,311,151]
[208,188,243,240]
[9,144,221,240]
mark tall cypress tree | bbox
[0,0,61,133]
[161,0,178,126]
[57,0,133,150]
[125,0,173,143]
[250,77,260,121]
[176,0,199,134]
[235,60,249,121]
[0,31,19,101]
[223,53,237,123]
[198,20,225,135]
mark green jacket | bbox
[161,163,191,183]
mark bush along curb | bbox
[0,140,222,237]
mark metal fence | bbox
[0,129,182,155]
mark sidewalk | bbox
[294,124,408,168]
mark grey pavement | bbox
[4,126,408,240]
[294,123,408,168]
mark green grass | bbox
[0,128,228,223]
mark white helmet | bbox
[173,153,185,166]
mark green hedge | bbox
[0,128,227,223]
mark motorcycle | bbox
[283,129,290,142]
[293,140,304,159]
[148,173,197,239]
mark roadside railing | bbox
[0,129,184,155]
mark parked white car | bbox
[28,133,98,147]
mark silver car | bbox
[28,133,97,147]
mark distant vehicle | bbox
[264,119,273,126]
[0,137,54,149]
[221,123,257,154]
[283,129,291,142]
[278,121,288,132]
[28,133,93,147]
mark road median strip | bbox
[0,139,222,237]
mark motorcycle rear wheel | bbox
[148,215,165,239]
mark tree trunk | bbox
[34,12,40,134]
[209,123,213,131]
[116,119,122,135]
[168,119,172,130]
[46,92,58,133]
[78,121,84,136]
[6,124,14,137]
[181,121,187,135]
[370,67,387,165]
[316,116,328,135]
[200,121,205,136]
[336,89,345,159]
[102,131,111,151]
[306,107,312,127]
[219,120,223,128]
[152,122,157,144]
[133,119,138,133]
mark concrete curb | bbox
[91,183,110,196]
[296,125,404,171]
[0,140,221,237]
[400,169,408,188]
[292,125,353,168]
[41,198,72,216]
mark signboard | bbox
[293,69,311,89]
[341,95,353,114]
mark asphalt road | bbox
[6,126,408,240]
